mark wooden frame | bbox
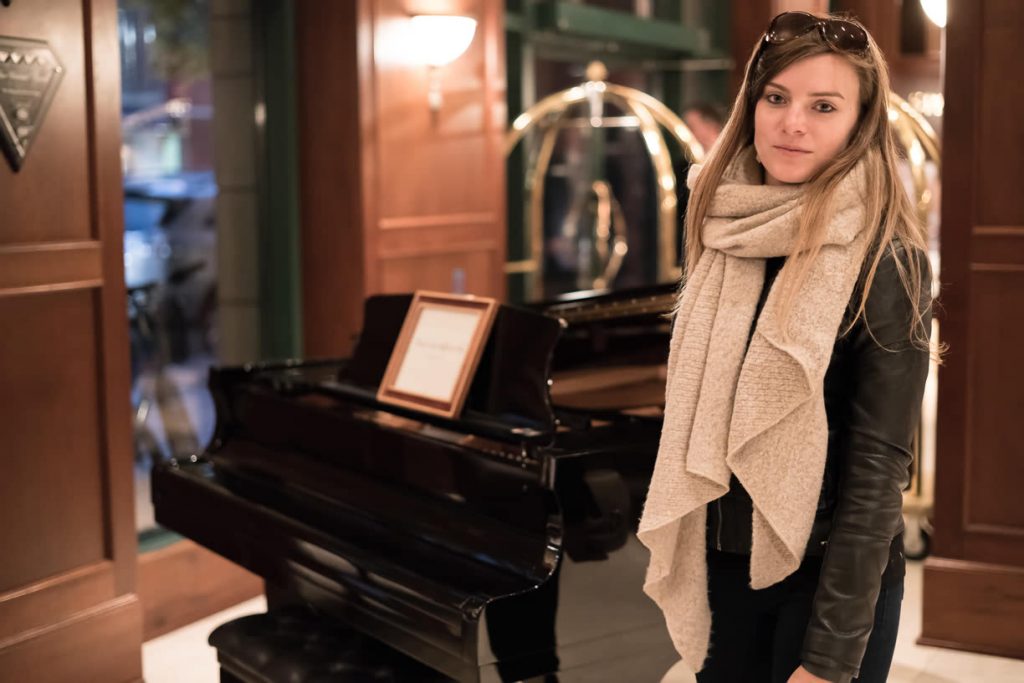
[377,291,498,418]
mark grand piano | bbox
[152,285,680,682]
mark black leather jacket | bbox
[705,240,932,682]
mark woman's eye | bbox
[815,102,837,113]
[765,93,785,105]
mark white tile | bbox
[888,662,928,683]
[143,597,266,683]
[918,648,1024,683]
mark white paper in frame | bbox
[376,291,499,419]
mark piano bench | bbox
[208,607,452,682]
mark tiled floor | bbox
[143,561,1024,682]
[143,597,267,683]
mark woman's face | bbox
[753,53,861,186]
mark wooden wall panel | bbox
[373,1,502,221]
[0,243,103,294]
[976,9,1024,226]
[729,0,772,92]
[369,0,506,298]
[830,0,899,59]
[380,248,498,295]
[0,291,107,592]
[0,0,142,678]
[296,0,506,358]
[921,0,1024,658]
[963,269,1024,535]
[295,0,366,359]
[0,0,91,243]
[0,595,141,683]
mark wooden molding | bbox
[0,561,115,644]
[920,557,1024,658]
[138,540,263,641]
[0,242,103,296]
[378,212,499,231]
[0,594,142,683]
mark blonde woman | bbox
[639,12,933,683]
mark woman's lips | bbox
[774,145,811,156]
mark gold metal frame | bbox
[505,71,941,299]
[504,67,703,298]
[888,92,942,227]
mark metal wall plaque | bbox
[0,36,64,172]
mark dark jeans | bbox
[695,550,903,683]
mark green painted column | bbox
[254,0,303,358]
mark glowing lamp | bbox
[409,15,477,67]
[919,0,947,29]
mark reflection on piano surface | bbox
[152,285,680,682]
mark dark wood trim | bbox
[295,0,367,358]
[0,595,142,683]
[969,231,1024,265]
[138,540,262,641]
[729,0,771,94]
[88,0,139,598]
[914,636,1024,662]
[931,0,981,563]
[357,0,378,304]
[379,242,501,259]
[920,557,1024,658]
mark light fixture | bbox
[409,14,477,111]
[920,0,947,28]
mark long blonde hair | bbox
[684,13,933,349]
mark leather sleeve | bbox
[800,244,933,681]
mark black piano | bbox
[152,285,680,682]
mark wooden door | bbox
[920,0,1024,658]
[0,1,143,680]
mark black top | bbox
[703,254,904,586]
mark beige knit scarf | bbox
[638,146,870,672]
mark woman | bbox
[638,12,934,683]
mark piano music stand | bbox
[377,291,498,419]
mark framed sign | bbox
[0,36,65,172]
[377,291,499,419]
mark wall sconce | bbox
[409,14,477,111]
[919,0,947,28]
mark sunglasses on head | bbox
[763,11,869,54]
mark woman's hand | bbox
[787,665,831,683]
